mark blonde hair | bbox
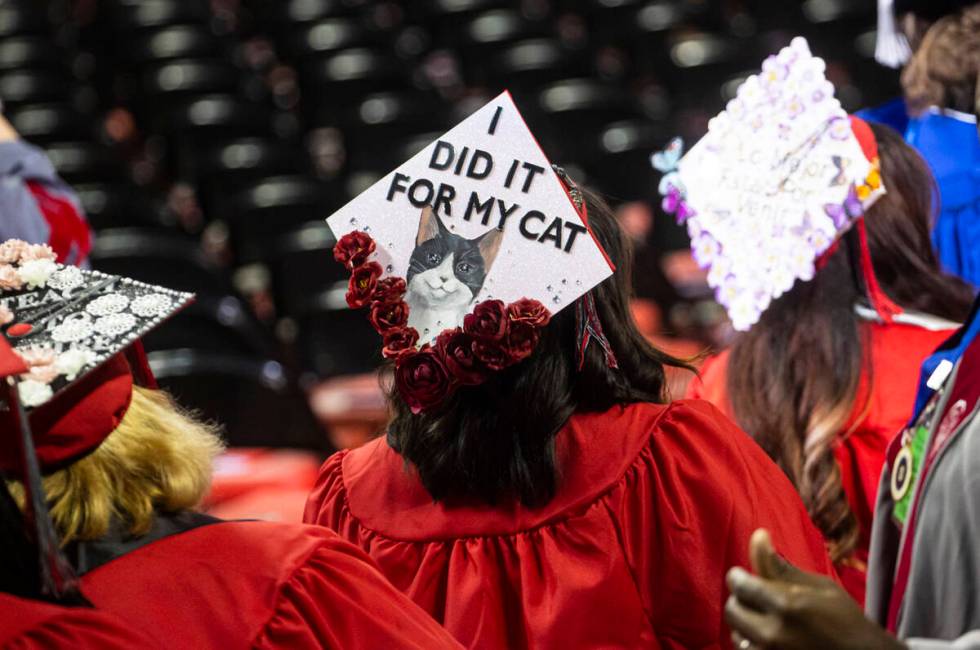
[10,386,224,545]
[901,5,980,115]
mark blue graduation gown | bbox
[859,99,980,287]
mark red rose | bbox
[382,327,419,360]
[373,276,407,303]
[435,329,487,385]
[472,339,510,371]
[346,262,383,309]
[507,298,551,328]
[505,321,540,362]
[395,347,454,414]
[463,299,509,342]
[333,231,376,269]
[369,299,409,333]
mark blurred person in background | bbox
[615,199,684,336]
[0,258,461,649]
[725,295,980,649]
[687,120,974,604]
[865,0,980,285]
[305,185,837,650]
[0,113,90,266]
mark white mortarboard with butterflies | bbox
[653,37,895,332]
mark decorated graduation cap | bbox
[0,240,192,600]
[325,91,614,413]
[653,37,900,332]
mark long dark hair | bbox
[386,188,693,506]
[726,122,974,562]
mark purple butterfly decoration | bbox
[653,138,695,224]
[823,184,863,229]
[661,185,695,224]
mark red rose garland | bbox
[346,262,383,309]
[334,230,552,413]
[333,230,376,269]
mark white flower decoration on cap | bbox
[18,379,53,407]
[0,238,195,410]
[55,348,98,381]
[17,259,58,290]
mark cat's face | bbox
[406,206,503,309]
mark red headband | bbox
[848,115,878,162]
[0,354,133,474]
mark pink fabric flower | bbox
[25,364,60,384]
[0,265,24,291]
[18,347,57,368]
[20,244,57,262]
[0,240,30,265]
[17,347,59,385]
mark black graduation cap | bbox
[0,242,192,602]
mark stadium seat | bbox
[109,0,213,32]
[0,36,66,72]
[147,348,329,449]
[0,4,48,38]
[215,174,338,263]
[73,182,173,230]
[126,25,226,66]
[90,227,233,296]
[43,141,125,184]
[6,104,94,144]
[0,70,74,108]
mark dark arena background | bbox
[0,0,901,520]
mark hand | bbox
[724,529,907,650]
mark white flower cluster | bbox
[18,379,53,408]
[0,239,59,292]
[55,348,97,381]
[17,258,58,290]
[14,346,98,408]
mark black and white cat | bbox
[406,206,503,343]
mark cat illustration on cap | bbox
[406,205,503,344]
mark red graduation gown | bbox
[0,594,157,649]
[78,520,462,649]
[304,399,836,650]
[686,320,955,604]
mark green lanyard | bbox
[891,394,941,526]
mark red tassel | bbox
[815,240,841,270]
[856,218,902,322]
[125,340,159,389]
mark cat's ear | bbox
[476,227,504,268]
[415,205,440,246]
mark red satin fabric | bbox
[25,181,91,265]
[0,335,28,377]
[304,399,836,650]
[0,354,133,475]
[79,520,462,649]
[848,115,878,162]
[686,320,955,604]
[0,594,158,649]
